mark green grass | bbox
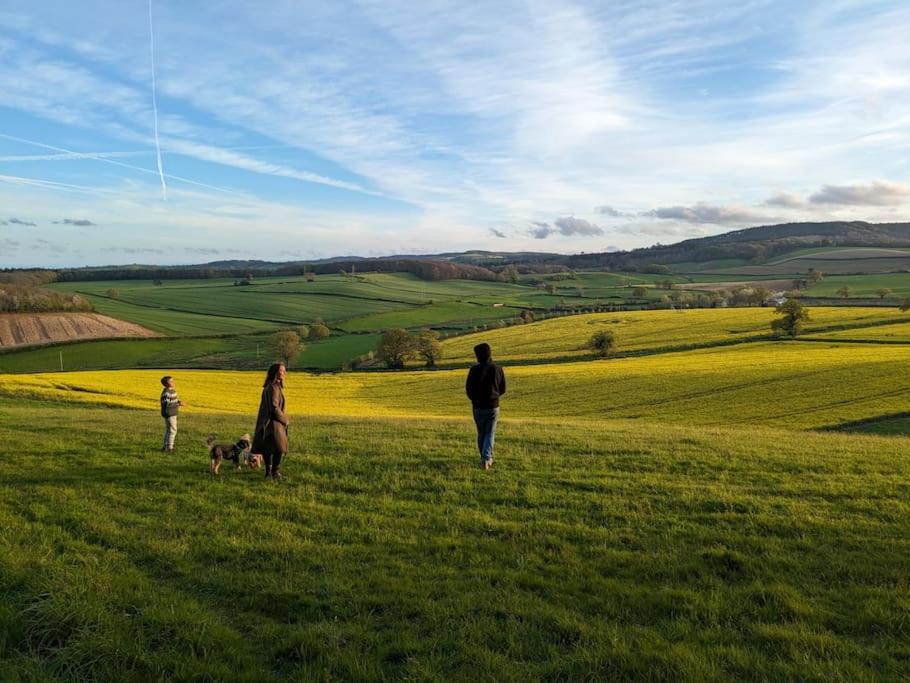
[340,301,521,332]
[82,295,281,336]
[0,333,382,373]
[438,307,910,366]
[805,273,910,299]
[1,399,909,680]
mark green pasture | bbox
[83,295,280,336]
[1,399,908,680]
[0,333,382,373]
[804,273,910,299]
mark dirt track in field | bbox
[0,313,159,348]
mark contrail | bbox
[0,133,241,196]
[148,0,167,199]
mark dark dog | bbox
[207,433,261,475]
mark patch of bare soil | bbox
[0,313,159,348]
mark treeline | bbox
[0,270,93,313]
[276,258,498,282]
[56,258,498,283]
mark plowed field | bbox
[0,313,158,348]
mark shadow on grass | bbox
[821,411,910,436]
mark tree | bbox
[298,324,310,339]
[771,299,810,338]
[588,330,616,357]
[309,323,331,340]
[416,329,442,368]
[750,287,773,306]
[901,298,910,312]
[545,283,557,295]
[837,286,851,299]
[305,271,316,282]
[876,288,892,300]
[271,330,302,366]
[377,329,415,369]
[153,279,163,286]
[632,285,649,299]
[575,286,585,298]
[519,309,535,323]
[106,288,120,299]
[807,270,824,285]
[502,265,519,284]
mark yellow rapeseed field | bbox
[3,340,908,430]
[439,306,910,364]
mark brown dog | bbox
[207,433,261,475]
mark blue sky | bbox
[1,0,909,267]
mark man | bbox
[160,376,184,453]
[465,342,506,470]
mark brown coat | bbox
[252,382,289,455]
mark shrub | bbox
[589,330,616,357]
[771,299,810,338]
[309,323,331,340]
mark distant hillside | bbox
[557,221,910,271]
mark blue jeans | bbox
[473,407,499,463]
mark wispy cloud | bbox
[643,203,769,225]
[809,181,910,207]
[489,227,507,238]
[58,218,96,226]
[8,217,37,226]
[763,192,805,209]
[529,216,604,239]
[1,1,909,264]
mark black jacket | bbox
[466,361,506,409]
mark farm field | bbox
[2,299,910,679]
[0,313,157,348]
[0,332,382,374]
[803,273,910,300]
[2,393,909,680]
[5,340,910,430]
[437,307,910,365]
[80,295,282,336]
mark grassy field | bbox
[1,398,909,680]
[3,296,910,678]
[0,333,382,374]
[804,274,910,300]
[4,339,910,430]
[437,307,910,365]
[81,295,282,336]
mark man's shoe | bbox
[272,469,283,481]
[482,460,493,470]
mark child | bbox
[160,376,184,453]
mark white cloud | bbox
[809,181,910,207]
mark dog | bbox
[207,433,261,475]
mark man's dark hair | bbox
[263,362,285,387]
[160,376,172,386]
[474,343,492,363]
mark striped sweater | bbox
[160,387,180,417]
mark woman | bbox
[252,362,289,479]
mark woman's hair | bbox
[263,362,285,387]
